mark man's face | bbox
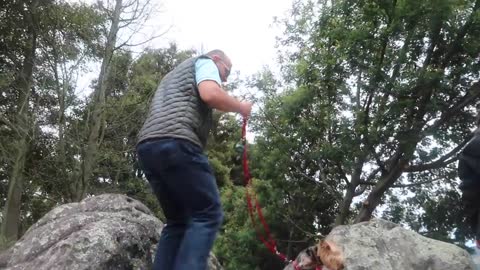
[213,55,232,82]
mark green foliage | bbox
[0,0,108,241]
[258,0,480,248]
[1,0,480,266]
[0,0,199,239]
[215,179,292,270]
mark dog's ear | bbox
[318,240,331,256]
[318,240,345,270]
[323,240,330,249]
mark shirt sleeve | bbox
[195,58,222,86]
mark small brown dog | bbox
[317,240,344,270]
[283,240,344,270]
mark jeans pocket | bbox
[138,139,185,171]
[177,141,212,172]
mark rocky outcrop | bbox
[0,194,223,270]
[325,219,475,270]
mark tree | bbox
[37,1,105,203]
[254,0,480,242]
[77,0,123,201]
[77,0,165,201]
[248,68,339,261]
[1,0,106,243]
[0,0,40,244]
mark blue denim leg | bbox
[137,139,224,270]
[143,168,188,270]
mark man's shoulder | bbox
[195,58,215,69]
[195,57,221,85]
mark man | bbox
[458,126,480,249]
[136,49,252,270]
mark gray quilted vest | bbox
[137,56,213,149]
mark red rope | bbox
[241,117,288,262]
[241,117,324,270]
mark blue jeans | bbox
[136,138,224,270]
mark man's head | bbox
[206,49,232,83]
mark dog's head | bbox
[317,240,344,270]
[297,246,322,269]
[283,240,345,270]
[283,246,321,270]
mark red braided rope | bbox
[241,117,287,262]
[241,117,324,270]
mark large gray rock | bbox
[326,219,475,270]
[0,194,223,270]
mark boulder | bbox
[325,219,475,270]
[0,194,223,270]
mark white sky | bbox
[74,0,294,95]
[148,0,293,76]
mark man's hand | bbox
[239,101,253,118]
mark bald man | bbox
[136,50,252,270]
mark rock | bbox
[325,219,475,270]
[208,252,223,270]
[0,194,223,270]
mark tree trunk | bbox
[335,187,355,226]
[51,43,69,202]
[335,155,365,225]
[0,1,37,242]
[75,0,123,201]
[355,160,407,223]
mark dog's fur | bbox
[317,240,344,270]
[283,240,344,270]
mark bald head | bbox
[206,49,231,65]
[206,49,227,59]
[206,49,232,82]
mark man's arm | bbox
[198,80,252,117]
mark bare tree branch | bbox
[368,145,387,173]
[114,25,172,50]
[392,177,444,188]
[359,181,376,186]
[0,115,25,136]
[335,161,350,186]
[364,167,382,183]
[118,0,150,28]
[353,185,368,196]
[404,137,471,172]
[280,213,320,239]
[423,81,480,134]
[120,0,138,10]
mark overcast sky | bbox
[74,0,294,95]
[150,0,293,76]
